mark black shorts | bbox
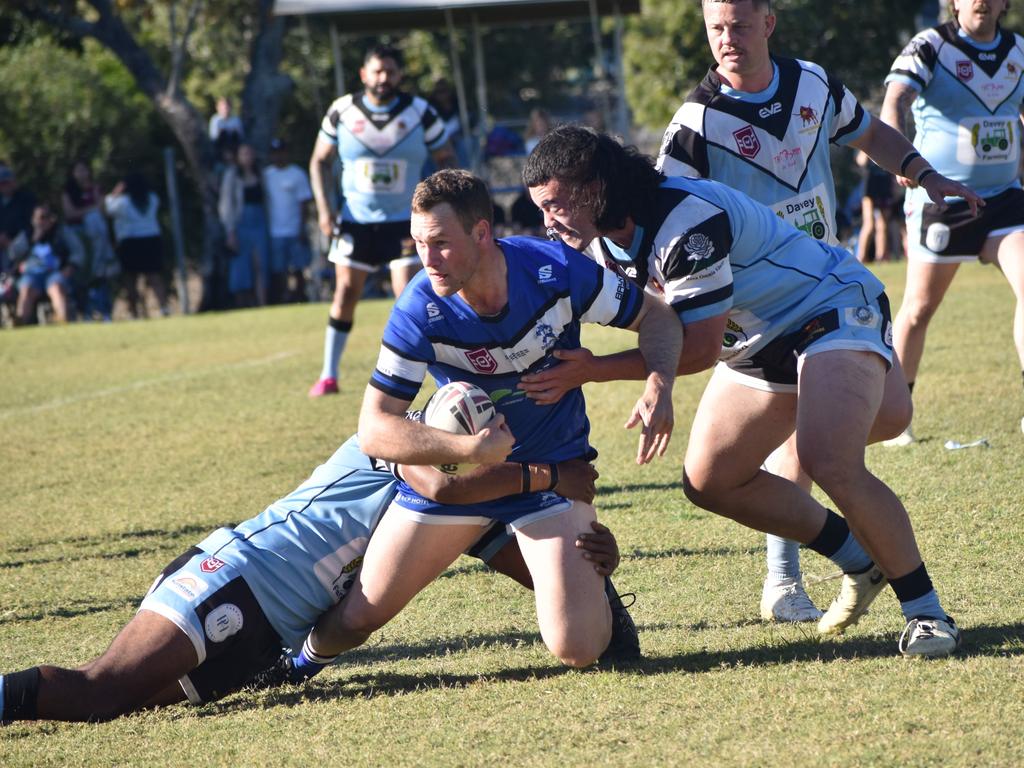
[145,547,284,705]
[909,187,1024,262]
[864,173,893,207]
[727,294,893,391]
[117,235,164,275]
[328,219,413,270]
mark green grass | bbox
[2,261,1023,767]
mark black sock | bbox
[805,510,849,558]
[889,562,933,603]
[1,667,41,722]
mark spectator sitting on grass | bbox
[9,203,84,325]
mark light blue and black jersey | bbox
[886,21,1024,197]
[587,177,885,365]
[369,237,643,517]
[320,92,448,223]
[657,56,870,245]
[194,436,396,653]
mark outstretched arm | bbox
[400,458,598,505]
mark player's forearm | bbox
[308,159,334,218]
[402,461,559,504]
[854,118,933,181]
[359,413,478,466]
[636,300,684,383]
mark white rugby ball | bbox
[423,381,496,475]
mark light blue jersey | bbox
[586,177,885,365]
[370,236,644,518]
[320,92,448,223]
[193,436,395,653]
[886,21,1024,197]
[657,56,870,245]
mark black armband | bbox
[548,463,559,492]
[520,463,531,494]
[899,150,922,176]
[1,667,41,722]
[916,168,937,185]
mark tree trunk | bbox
[241,0,295,156]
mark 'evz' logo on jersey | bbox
[758,102,782,119]
[733,125,760,158]
[957,60,974,81]
[537,264,556,284]
[465,347,498,373]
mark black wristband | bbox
[520,463,531,494]
[899,150,922,177]
[916,168,937,185]
[548,462,559,491]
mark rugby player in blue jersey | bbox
[521,125,965,656]
[0,439,621,723]
[293,170,682,675]
[882,0,1024,441]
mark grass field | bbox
[2,260,1023,767]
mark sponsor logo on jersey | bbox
[465,347,498,373]
[683,233,715,261]
[426,302,442,321]
[957,60,974,81]
[204,603,244,643]
[614,276,627,300]
[168,575,208,602]
[537,264,556,283]
[1008,62,1018,75]
[758,102,783,119]
[797,105,819,127]
[200,556,226,574]
[352,118,366,134]
[722,318,748,349]
[978,52,997,61]
[341,556,363,575]
[732,125,760,158]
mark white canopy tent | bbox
[273,0,640,173]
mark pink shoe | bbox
[308,377,339,397]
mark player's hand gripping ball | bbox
[423,381,496,475]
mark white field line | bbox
[2,351,298,419]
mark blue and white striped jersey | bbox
[886,21,1024,197]
[195,436,396,653]
[371,236,643,467]
[586,177,884,365]
[320,92,448,223]
[657,56,870,245]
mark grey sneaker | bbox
[760,577,823,622]
[899,616,962,657]
[883,426,915,447]
[818,566,887,635]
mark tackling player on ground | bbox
[0,436,627,723]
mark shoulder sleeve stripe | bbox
[886,69,928,90]
[368,376,417,401]
[677,283,733,311]
[832,103,866,143]
[381,338,430,364]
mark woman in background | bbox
[105,173,168,318]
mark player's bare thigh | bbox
[684,366,798,496]
[514,501,609,668]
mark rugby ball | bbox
[423,381,496,475]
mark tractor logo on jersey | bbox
[465,347,498,373]
[722,319,748,350]
[733,125,760,158]
[797,105,819,127]
[957,60,974,81]
[970,119,1013,158]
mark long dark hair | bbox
[522,124,665,231]
[124,172,152,214]
[64,162,89,207]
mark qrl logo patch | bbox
[957,60,974,81]
[465,347,498,373]
[200,556,226,574]
[733,126,760,158]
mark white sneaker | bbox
[883,426,915,447]
[818,566,888,635]
[760,578,823,622]
[899,616,961,657]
